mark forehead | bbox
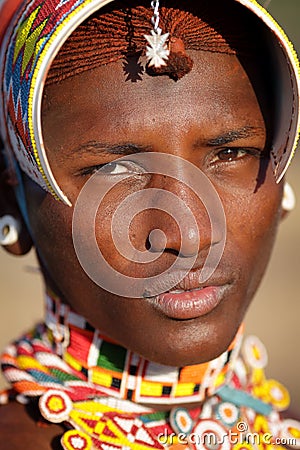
[42,49,266,158]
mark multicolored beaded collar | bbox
[1,292,300,450]
[2,292,243,405]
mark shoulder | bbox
[0,401,63,449]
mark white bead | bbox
[282,182,296,212]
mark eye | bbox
[211,147,262,164]
[102,162,132,175]
[79,160,145,177]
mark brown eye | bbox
[217,148,245,161]
[208,147,263,167]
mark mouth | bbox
[145,284,229,320]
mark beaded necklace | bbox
[1,292,299,450]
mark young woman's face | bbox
[24,49,283,366]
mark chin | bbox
[124,317,242,367]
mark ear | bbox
[0,145,33,255]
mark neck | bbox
[45,290,243,406]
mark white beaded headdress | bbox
[0,0,299,206]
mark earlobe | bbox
[0,166,33,256]
[0,209,33,256]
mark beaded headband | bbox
[0,0,299,206]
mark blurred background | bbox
[0,0,299,415]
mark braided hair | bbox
[46,0,265,84]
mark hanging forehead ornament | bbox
[0,0,299,207]
[144,0,170,68]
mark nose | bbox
[148,216,200,258]
[139,164,225,261]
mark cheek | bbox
[224,180,282,288]
[25,186,76,274]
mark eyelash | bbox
[79,165,104,176]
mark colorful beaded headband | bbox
[0,0,299,206]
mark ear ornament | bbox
[282,182,296,212]
[0,215,20,246]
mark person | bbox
[0,0,299,449]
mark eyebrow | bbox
[70,126,265,157]
[72,141,151,156]
[204,126,265,147]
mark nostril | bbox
[148,228,167,253]
[179,227,200,258]
[146,226,200,257]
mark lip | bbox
[147,285,228,320]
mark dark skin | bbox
[0,403,63,450]
[0,49,287,447]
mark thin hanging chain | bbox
[151,0,162,34]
